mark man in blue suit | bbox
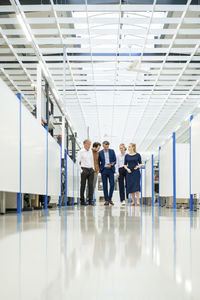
[98,141,116,206]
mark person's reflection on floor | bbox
[92,208,116,269]
[80,206,97,234]
[79,207,99,276]
[119,206,127,234]
[124,214,142,267]
[118,207,129,267]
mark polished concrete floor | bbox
[0,198,200,300]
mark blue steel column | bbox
[189,115,194,211]
[59,144,62,208]
[151,154,154,207]
[65,150,68,207]
[173,132,176,209]
[158,146,161,208]
[45,126,48,210]
[17,93,22,214]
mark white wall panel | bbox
[0,78,19,193]
[41,90,46,122]
[160,139,189,198]
[48,135,61,196]
[67,156,74,197]
[21,105,46,195]
[191,114,200,194]
[77,165,80,199]
[176,144,189,199]
[0,77,61,197]
[74,163,78,199]
[160,139,173,197]
[145,159,152,197]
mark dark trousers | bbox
[101,168,115,202]
[80,168,94,202]
[118,167,127,202]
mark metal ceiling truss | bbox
[0,2,200,150]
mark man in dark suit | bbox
[98,141,116,206]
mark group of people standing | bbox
[77,139,142,206]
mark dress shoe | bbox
[81,201,88,206]
[89,201,96,206]
[109,200,114,206]
[104,201,109,206]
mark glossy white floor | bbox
[0,197,199,300]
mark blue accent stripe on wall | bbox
[145,161,147,206]
[158,146,161,208]
[173,132,176,209]
[189,115,194,210]
[45,126,48,210]
[152,154,154,207]
[59,144,62,208]
[17,93,22,214]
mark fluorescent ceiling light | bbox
[17,14,31,42]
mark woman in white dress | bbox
[116,144,127,205]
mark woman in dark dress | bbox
[124,143,142,206]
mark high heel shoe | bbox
[130,202,135,206]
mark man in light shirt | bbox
[87,142,101,201]
[77,139,95,206]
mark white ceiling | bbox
[0,1,200,156]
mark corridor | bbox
[0,201,199,300]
